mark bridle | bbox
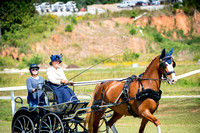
[159,56,176,80]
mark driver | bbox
[46,54,78,104]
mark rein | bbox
[138,77,166,81]
[68,51,122,81]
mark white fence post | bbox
[11,91,15,116]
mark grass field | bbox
[0,64,199,132]
[0,98,199,133]
[0,64,199,96]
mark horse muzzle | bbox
[166,74,177,85]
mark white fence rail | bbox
[0,69,199,116]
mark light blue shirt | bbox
[26,76,44,104]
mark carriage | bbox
[12,48,177,133]
[11,81,112,133]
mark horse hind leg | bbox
[107,111,123,133]
[92,109,106,133]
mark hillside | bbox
[0,6,200,69]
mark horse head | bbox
[159,48,177,84]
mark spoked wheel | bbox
[64,118,87,133]
[98,117,109,133]
[12,115,35,133]
[39,113,64,133]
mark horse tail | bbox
[85,83,101,133]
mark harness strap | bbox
[121,75,137,102]
[94,81,111,105]
[121,75,139,117]
[126,102,139,117]
[138,73,144,93]
[165,71,175,75]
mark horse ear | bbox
[168,48,174,56]
[160,48,165,59]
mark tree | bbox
[182,0,200,15]
[0,0,36,35]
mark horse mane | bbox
[143,55,159,74]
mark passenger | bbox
[46,54,78,104]
[26,64,45,107]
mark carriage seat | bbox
[42,81,58,105]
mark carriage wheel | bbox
[12,115,35,133]
[39,113,64,133]
[98,117,109,133]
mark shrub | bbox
[87,21,90,26]
[129,28,136,35]
[173,2,182,13]
[176,29,186,39]
[182,0,200,15]
[123,48,140,61]
[99,22,102,27]
[167,30,172,38]
[21,55,43,68]
[130,10,137,18]
[71,16,77,25]
[115,22,120,27]
[65,24,73,32]
[153,32,164,42]
[0,56,17,70]
[193,54,200,61]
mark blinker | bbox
[172,60,176,68]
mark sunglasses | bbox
[31,68,39,71]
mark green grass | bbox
[0,98,199,133]
[0,64,199,132]
[0,65,199,96]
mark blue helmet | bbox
[29,63,39,70]
[49,54,63,65]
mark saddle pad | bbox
[136,89,162,101]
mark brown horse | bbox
[85,48,177,133]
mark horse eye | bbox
[161,62,167,68]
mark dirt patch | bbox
[112,17,134,24]
[193,10,200,34]
[135,16,149,27]
[191,108,200,113]
[135,10,200,37]
[151,15,175,32]
[32,18,148,60]
[128,37,147,53]
[175,11,190,34]
[0,47,25,61]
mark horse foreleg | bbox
[107,111,123,133]
[139,118,148,133]
[139,109,161,133]
[138,99,161,133]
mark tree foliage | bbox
[182,0,200,15]
[0,0,37,35]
